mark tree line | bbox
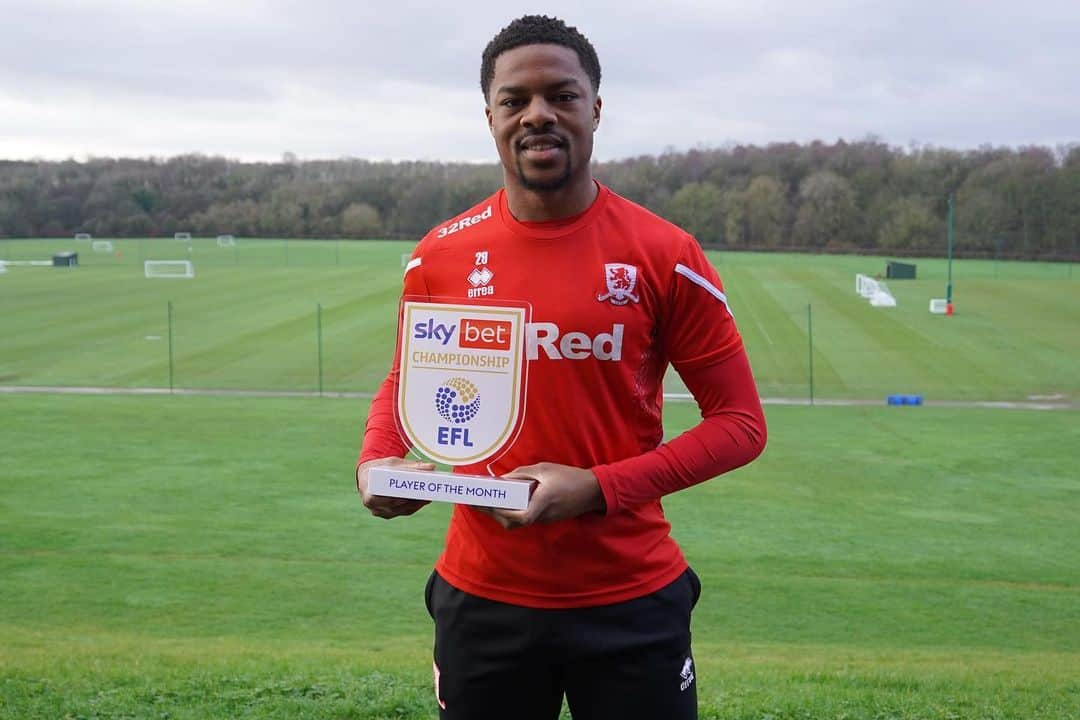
[2,139,1078,259]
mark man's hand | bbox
[356,457,436,519]
[484,462,606,530]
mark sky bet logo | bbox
[413,317,512,351]
[413,318,456,346]
[459,318,511,351]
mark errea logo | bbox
[437,205,493,238]
[679,657,695,692]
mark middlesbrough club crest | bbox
[597,263,640,305]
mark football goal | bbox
[0,260,51,268]
[855,273,896,307]
[92,240,114,253]
[929,298,948,314]
[75,232,92,241]
[174,232,192,242]
[145,260,194,279]
[217,234,236,247]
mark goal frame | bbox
[144,260,195,279]
[855,273,896,307]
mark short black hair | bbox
[480,15,601,102]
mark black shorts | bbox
[425,568,702,720]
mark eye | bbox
[500,97,524,109]
[554,92,577,102]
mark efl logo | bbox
[459,318,512,351]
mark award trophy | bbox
[366,299,535,510]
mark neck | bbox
[504,174,598,222]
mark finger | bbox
[366,500,395,514]
[502,470,539,481]
[363,495,407,511]
[504,464,541,478]
[385,497,426,511]
[370,499,427,518]
[490,508,529,529]
[473,506,512,528]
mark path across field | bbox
[1,384,1075,410]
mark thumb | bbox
[503,463,542,480]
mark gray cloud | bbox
[1,0,1077,161]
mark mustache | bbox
[516,131,567,149]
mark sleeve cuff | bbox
[592,464,621,516]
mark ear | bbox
[485,105,494,134]
[592,96,602,130]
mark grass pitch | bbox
[1,394,1078,718]
[1,238,1077,401]
[1,239,1078,718]
[0,238,408,392]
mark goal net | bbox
[217,234,236,247]
[145,260,195,279]
[75,233,92,241]
[855,273,896,307]
[92,240,114,253]
[174,232,192,242]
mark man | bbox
[356,15,766,720]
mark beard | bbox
[515,153,573,192]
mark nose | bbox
[520,96,556,129]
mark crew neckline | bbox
[498,182,609,240]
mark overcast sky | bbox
[1,0,1077,163]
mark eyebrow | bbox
[494,79,584,96]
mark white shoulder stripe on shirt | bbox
[404,257,422,274]
[674,263,734,317]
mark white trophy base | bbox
[367,467,535,510]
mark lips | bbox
[518,134,565,152]
[517,134,566,166]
